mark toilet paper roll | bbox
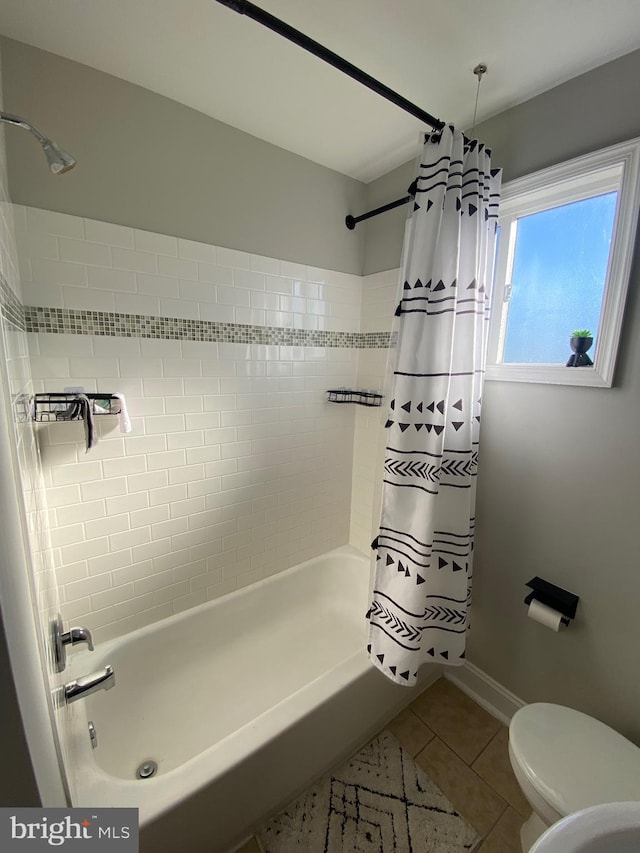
[527,599,566,632]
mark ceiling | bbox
[0,0,639,183]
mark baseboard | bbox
[445,661,525,726]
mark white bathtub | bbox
[65,546,438,852]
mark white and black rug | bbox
[258,731,480,852]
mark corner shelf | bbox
[326,389,383,407]
[33,393,122,423]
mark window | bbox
[486,137,640,387]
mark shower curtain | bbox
[368,125,501,686]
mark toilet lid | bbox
[509,703,640,816]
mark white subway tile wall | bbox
[0,81,76,783]
[16,206,363,334]
[349,268,400,554]
[359,268,400,334]
[19,206,366,642]
[2,191,66,627]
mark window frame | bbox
[486,137,640,388]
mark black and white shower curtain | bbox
[368,126,501,686]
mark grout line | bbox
[470,724,503,770]
[480,800,510,842]
[409,684,516,840]
[459,738,511,840]
[415,734,507,839]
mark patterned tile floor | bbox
[237,677,530,852]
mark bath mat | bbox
[257,730,480,852]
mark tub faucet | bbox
[63,626,94,652]
[51,614,95,673]
[64,665,115,704]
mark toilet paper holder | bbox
[524,577,579,626]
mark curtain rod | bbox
[215,0,445,132]
[214,0,446,230]
[346,180,417,231]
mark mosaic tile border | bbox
[0,273,26,331]
[24,306,392,349]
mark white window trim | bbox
[486,137,640,388]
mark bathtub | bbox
[65,545,439,852]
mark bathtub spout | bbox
[64,665,115,704]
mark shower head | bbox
[0,111,76,175]
[40,138,76,175]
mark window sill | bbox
[485,363,612,387]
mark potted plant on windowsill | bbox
[566,329,594,367]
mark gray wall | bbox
[0,37,365,275]
[365,49,640,740]
[362,158,415,276]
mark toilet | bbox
[508,703,640,852]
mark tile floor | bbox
[237,676,529,852]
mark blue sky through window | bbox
[503,192,617,363]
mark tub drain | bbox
[136,760,157,779]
